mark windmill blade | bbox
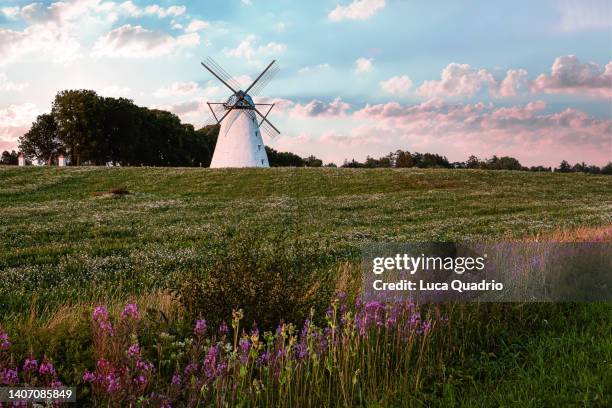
[252,106,280,135]
[204,57,242,90]
[249,65,280,97]
[244,106,279,138]
[202,103,227,126]
[260,120,280,139]
[244,60,276,95]
[201,59,238,93]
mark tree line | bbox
[1,88,610,174]
[340,151,612,174]
[8,89,324,168]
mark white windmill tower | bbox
[200,57,280,168]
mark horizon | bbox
[1,0,611,167]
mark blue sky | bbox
[0,0,610,166]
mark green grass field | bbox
[0,166,611,406]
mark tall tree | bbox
[52,90,105,165]
[18,114,62,165]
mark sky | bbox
[0,0,611,166]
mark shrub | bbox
[172,228,336,330]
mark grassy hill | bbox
[0,166,610,406]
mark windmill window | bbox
[261,159,264,165]
[258,145,261,151]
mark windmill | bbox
[201,57,280,168]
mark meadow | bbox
[0,166,611,406]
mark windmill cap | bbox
[226,91,254,109]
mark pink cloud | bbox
[531,55,612,98]
[290,97,350,118]
[318,99,611,166]
[0,103,39,150]
[417,63,495,98]
[492,69,529,98]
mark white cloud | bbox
[241,0,253,6]
[355,57,374,73]
[144,5,186,18]
[92,24,199,58]
[531,55,612,98]
[328,0,386,22]
[380,75,412,95]
[154,81,200,98]
[291,97,351,118]
[0,73,29,91]
[492,69,529,98]
[0,103,40,145]
[185,19,209,33]
[1,7,20,19]
[274,22,287,32]
[298,63,331,74]
[417,63,495,98]
[0,24,81,64]
[225,34,286,64]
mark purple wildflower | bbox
[2,368,19,385]
[202,345,219,380]
[92,306,113,334]
[92,306,109,321]
[83,371,96,382]
[194,319,207,337]
[0,327,11,350]
[39,361,56,376]
[257,351,270,366]
[121,303,139,320]
[106,374,121,394]
[239,338,251,363]
[22,358,38,372]
[171,373,181,386]
[134,375,147,386]
[183,362,197,376]
[136,360,153,372]
[218,321,229,336]
[127,344,141,359]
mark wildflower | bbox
[218,321,229,336]
[83,371,96,382]
[295,343,308,361]
[239,338,251,363]
[92,306,109,322]
[122,303,139,320]
[106,374,121,394]
[171,373,181,386]
[0,327,11,350]
[134,375,147,386]
[51,379,63,388]
[183,362,197,376]
[194,319,207,337]
[128,344,141,359]
[39,361,56,376]
[2,368,18,385]
[136,360,154,372]
[92,306,113,335]
[22,358,38,372]
[256,351,270,366]
[202,345,219,380]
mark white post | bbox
[18,153,25,167]
[58,154,65,167]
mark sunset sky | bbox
[1,0,610,166]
